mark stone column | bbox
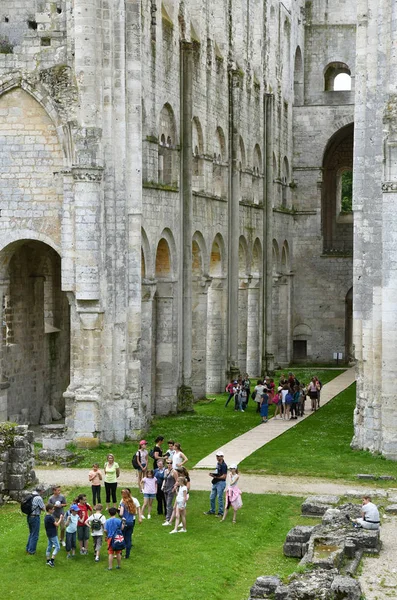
[238,277,250,374]
[263,93,275,373]
[227,68,241,381]
[191,276,212,399]
[155,281,178,414]
[206,277,227,392]
[141,281,156,415]
[178,40,194,410]
[0,280,10,422]
[246,278,261,377]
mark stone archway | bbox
[0,240,70,425]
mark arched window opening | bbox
[192,117,204,191]
[158,104,177,186]
[155,238,172,279]
[324,63,351,92]
[293,46,304,105]
[322,123,354,254]
[282,156,290,207]
[252,144,263,204]
[213,127,226,198]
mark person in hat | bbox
[204,451,228,517]
[26,484,46,555]
[221,464,242,524]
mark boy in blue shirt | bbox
[44,503,64,567]
[104,507,123,570]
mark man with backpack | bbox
[24,484,46,555]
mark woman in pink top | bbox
[88,463,102,506]
[140,470,157,519]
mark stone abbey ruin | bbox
[0,1,394,455]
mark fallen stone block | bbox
[330,575,362,600]
[250,575,281,598]
[385,503,397,514]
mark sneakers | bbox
[169,529,178,534]
[178,522,183,528]
[147,514,151,520]
[61,541,66,547]
[215,513,223,518]
[178,528,187,533]
[203,511,215,515]
[95,556,99,562]
[162,521,171,526]
[46,559,55,568]
[141,515,146,519]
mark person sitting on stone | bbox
[351,496,380,530]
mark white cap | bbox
[215,451,224,457]
[229,464,238,470]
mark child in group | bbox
[65,504,79,558]
[221,464,242,524]
[44,503,64,567]
[77,493,93,555]
[119,489,137,559]
[141,469,157,519]
[259,390,269,423]
[273,387,282,419]
[104,507,123,570]
[135,440,149,486]
[154,459,166,516]
[88,463,103,505]
[48,485,67,547]
[85,503,106,562]
[169,476,188,534]
[163,439,175,461]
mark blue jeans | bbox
[26,515,41,554]
[123,522,135,558]
[46,535,60,558]
[210,481,226,515]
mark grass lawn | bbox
[240,383,397,481]
[1,487,309,600]
[64,369,345,469]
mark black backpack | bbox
[132,451,141,470]
[91,515,103,531]
[21,494,34,515]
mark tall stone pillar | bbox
[263,93,274,373]
[0,280,10,422]
[238,277,250,374]
[179,40,194,410]
[227,68,241,381]
[246,279,261,377]
[206,278,227,392]
[141,282,156,416]
[155,281,178,414]
[191,276,212,399]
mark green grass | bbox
[64,369,345,469]
[241,383,397,482]
[0,487,310,600]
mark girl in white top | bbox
[172,443,188,469]
[169,477,188,534]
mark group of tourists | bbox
[24,438,243,569]
[225,372,323,423]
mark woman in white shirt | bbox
[172,443,188,469]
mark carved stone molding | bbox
[72,166,104,183]
[382,181,397,193]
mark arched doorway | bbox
[0,240,70,424]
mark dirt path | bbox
[35,467,375,496]
[359,516,397,599]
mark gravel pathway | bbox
[35,467,371,496]
[359,516,397,599]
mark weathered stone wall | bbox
[0,0,371,443]
[0,424,36,502]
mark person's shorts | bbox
[77,525,90,542]
[177,501,186,510]
[137,463,147,472]
[144,493,156,499]
[107,538,122,555]
[92,535,103,551]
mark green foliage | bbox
[241,384,397,481]
[0,38,13,54]
[341,170,353,212]
[0,486,307,599]
[0,422,17,450]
